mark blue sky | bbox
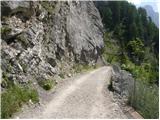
[127,0,160,13]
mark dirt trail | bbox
[15,66,128,119]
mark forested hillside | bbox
[95,1,159,84]
[95,1,159,118]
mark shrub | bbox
[38,79,56,90]
[1,85,39,118]
[1,26,12,39]
[127,38,145,64]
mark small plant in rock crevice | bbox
[38,79,57,90]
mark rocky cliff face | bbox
[1,1,104,86]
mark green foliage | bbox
[1,26,12,39]
[99,7,113,29]
[102,32,121,64]
[121,55,158,84]
[114,23,125,41]
[96,1,159,56]
[59,73,65,79]
[38,79,56,90]
[97,1,159,119]
[121,56,159,118]
[1,85,39,118]
[121,56,135,73]
[128,81,159,119]
[127,38,145,64]
[40,1,55,14]
[73,64,83,73]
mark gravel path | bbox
[15,66,127,119]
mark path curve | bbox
[15,66,128,119]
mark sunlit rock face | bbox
[1,1,104,86]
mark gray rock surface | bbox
[111,65,134,103]
[1,1,30,10]
[1,1,104,87]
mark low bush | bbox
[38,79,56,90]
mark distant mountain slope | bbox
[143,5,159,28]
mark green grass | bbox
[128,80,159,119]
[38,79,57,90]
[1,85,39,118]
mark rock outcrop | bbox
[1,1,104,86]
[110,65,134,104]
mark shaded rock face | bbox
[67,2,104,62]
[1,1,104,85]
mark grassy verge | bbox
[1,85,39,118]
[128,80,159,118]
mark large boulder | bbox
[111,65,134,101]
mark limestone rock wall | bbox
[1,1,104,86]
